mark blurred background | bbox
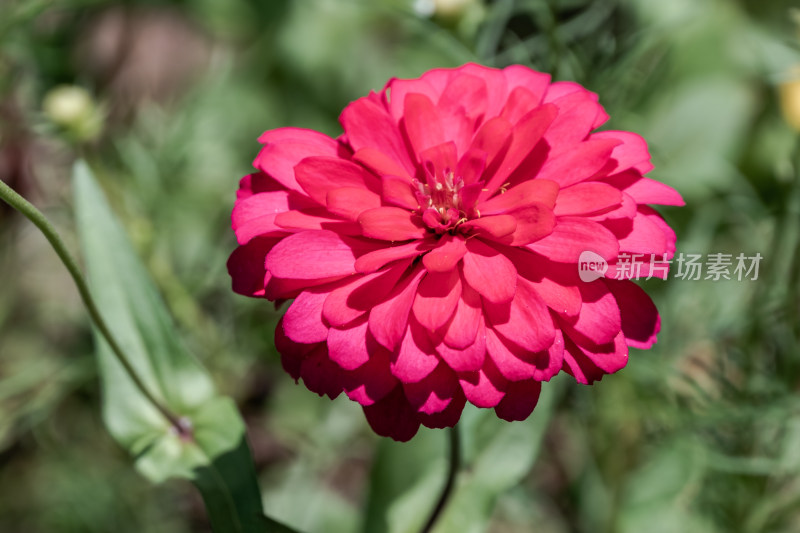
[1,0,800,531]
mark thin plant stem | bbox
[0,178,188,435]
[420,425,461,533]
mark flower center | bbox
[414,170,467,232]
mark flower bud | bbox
[42,85,104,142]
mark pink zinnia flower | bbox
[228,64,683,441]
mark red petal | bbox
[495,380,542,422]
[323,262,410,327]
[282,289,329,344]
[355,239,434,274]
[299,345,345,399]
[458,358,507,408]
[294,156,380,205]
[417,392,466,429]
[340,97,416,175]
[560,281,621,346]
[362,385,420,442]
[413,269,462,332]
[460,215,517,239]
[369,266,426,351]
[342,347,398,406]
[485,277,555,353]
[422,233,467,273]
[437,318,485,372]
[403,362,459,414]
[537,138,620,188]
[543,89,606,153]
[231,191,291,244]
[358,207,427,241]
[327,318,371,370]
[462,239,517,304]
[254,129,342,192]
[353,148,413,181]
[390,318,440,382]
[591,131,651,175]
[273,209,362,235]
[403,93,445,156]
[476,179,560,215]
[443,281,483,349]
[227,236,279,297]
[382,175,419,210]
[527,217,619,263]
[266,230,374,280]
[554,182,623,216]
[326,187,382,221]
[504,205,556,246]
[605,279,660,349]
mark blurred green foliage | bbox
[2,0,800,532]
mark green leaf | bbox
[72,161,294,533]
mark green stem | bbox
[0,178,188,434]
[420,426,461,533]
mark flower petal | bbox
[494,379,542,422]
[554,182,623,216]
[362,385,420,442]
[403,362,459,414]
[294,156,380,205]
[422,233,467,273]
[358,207,427,241]
[605,279,660,349]
[413,269,462,332]
[283,289,329,344]
[369,266,426,351]
[527,217,619,263]
[326,187,382,221]
[458,357,507,408]
[323,261,411,327]
[536,138,620,188]
[485,277,555,353]
[462,239,517,304]
[476,179,560,215]
[266,230,373,280]
[327,317,371,370]
[390,318,440,382]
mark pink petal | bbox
[358,207,427,241]
[485,327,539,381]
[342,347,398,406]
[437,316,485,372]
[468,116,514,173]
[495,380,542,422]
[417,392,466,429]
[455,148,488,188]
[476,179,560,215]
[422,233,467,273]
[460,215,517,239]
[369,266,426,351]
[327,317,371,370]
[402,93,445,156]
[362,385,420,442]
[413,269,462,332]
[353,148,413,181]
[560,281,621,346]
[266,230,373,280]
[403,362,459,414]
[340,97,416,175]
[326,187,382,221]
[462,239,517,304]
[481,104,558,200]
[299,345,345,399]
[591,130,651,175]
[355,239,434,274]
[554,182,623,216]
[442,281,483,349]
[605,208,668,255]
[227,236,279,297]
[458,358,507,408]
[323,261,410,327]
[274,209,362,235]
[503,65,550,104]
[390,318,440,382]
[527,217,620,263]
[605,279,660,349]
[605,171,684,206]
[231,191,292,244]
[565,331,629,380]
[294,156,380,205]
[503,205,556,246]
[387,75,443,122]
[543,89,606,153]
[485,277,555,353]
[536,138,620,188]
[282,289,329,344]
[500,87,541,124]
[382,175,419,210]
[254,129,342,192]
